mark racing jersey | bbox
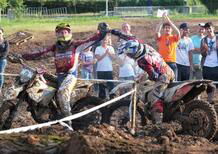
[23,32,105,73]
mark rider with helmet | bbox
[22,22,108,124]
[111,30,175,124]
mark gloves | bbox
[111,29,122,36]
[149,71,159,81]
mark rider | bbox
[110,30,175,124]
[22,23,108,124]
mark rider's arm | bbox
[111,30,136,41]
[73,32,107,48]
[22,45,55,60]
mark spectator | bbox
[201,22,218,81]
[118,54,135,80]
[189,23,206,80]
[156,13,180,80]
[176,23,194,81]
[95,35,115,99]
[200,22,217,103]
[79,46,96,79]
[118,23,135,81]
[0,27,9,96]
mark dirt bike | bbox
[103,80,218,140]
[0,54,104,130]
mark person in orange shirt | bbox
[156,13,180,80]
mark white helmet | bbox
[118,40,144,59]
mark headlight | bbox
[20,68,34,83]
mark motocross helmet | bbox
[55,23,72,42]
[118,40,144,59]
[55,23,71,32]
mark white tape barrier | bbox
[0,89,135,134]
[0,73,19,76]
[77,78,134,83]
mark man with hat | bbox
[201,22,218,81]
[176,23,194,81]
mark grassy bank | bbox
[0,14,218,35]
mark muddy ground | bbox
[1,18,218,153]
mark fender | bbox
[164,80,203,102]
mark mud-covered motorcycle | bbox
[104,80,217,140]
[0,54,103,130]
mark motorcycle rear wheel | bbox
[102,100,145,129]
[71,96,103,130]
[183,100,217,140]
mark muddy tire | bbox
[71,96,103,130]
[102,100,145,129]
[0,101,17,130]
[183,100,217,140]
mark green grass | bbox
[0,14,218,34]
[0,16,123,34]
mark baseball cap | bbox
[198,23,205,27]
[179,23,189,29]
[204,22,213,28]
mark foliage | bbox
[8,0,26,18]
[0,0,8,9]
[198,0,218,13]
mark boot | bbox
[152,111,163,124]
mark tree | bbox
[198,0,218,13]
[0,0,8,9]
[8,0,25,18]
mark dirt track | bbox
[1,18,218,153]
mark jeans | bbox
[0,59,7,89]
[81,69,93,80]
[97,71,114,99]
[203,66,218,81]
[177,64,190,81]
[166,62,177,81]
[119,76,135,81]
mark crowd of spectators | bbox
[78,17,218,99]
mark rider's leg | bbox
[149,79,168,124]
[57,74,77,126]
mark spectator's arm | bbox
[95,52,107,61]
[155,19,163,40]
[163,14,180,39]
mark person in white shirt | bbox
[200,22,217,103]
[117,23,136,80]
[118,53,135,80]
[201,22,218,81]
[95,35,115,99]
[176,23,194,81]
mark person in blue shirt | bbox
[189,23,206,79]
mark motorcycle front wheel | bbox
[71,96,104,130]
[0,100,17,130]
[182,100,217,140]
[102,100,145,129]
